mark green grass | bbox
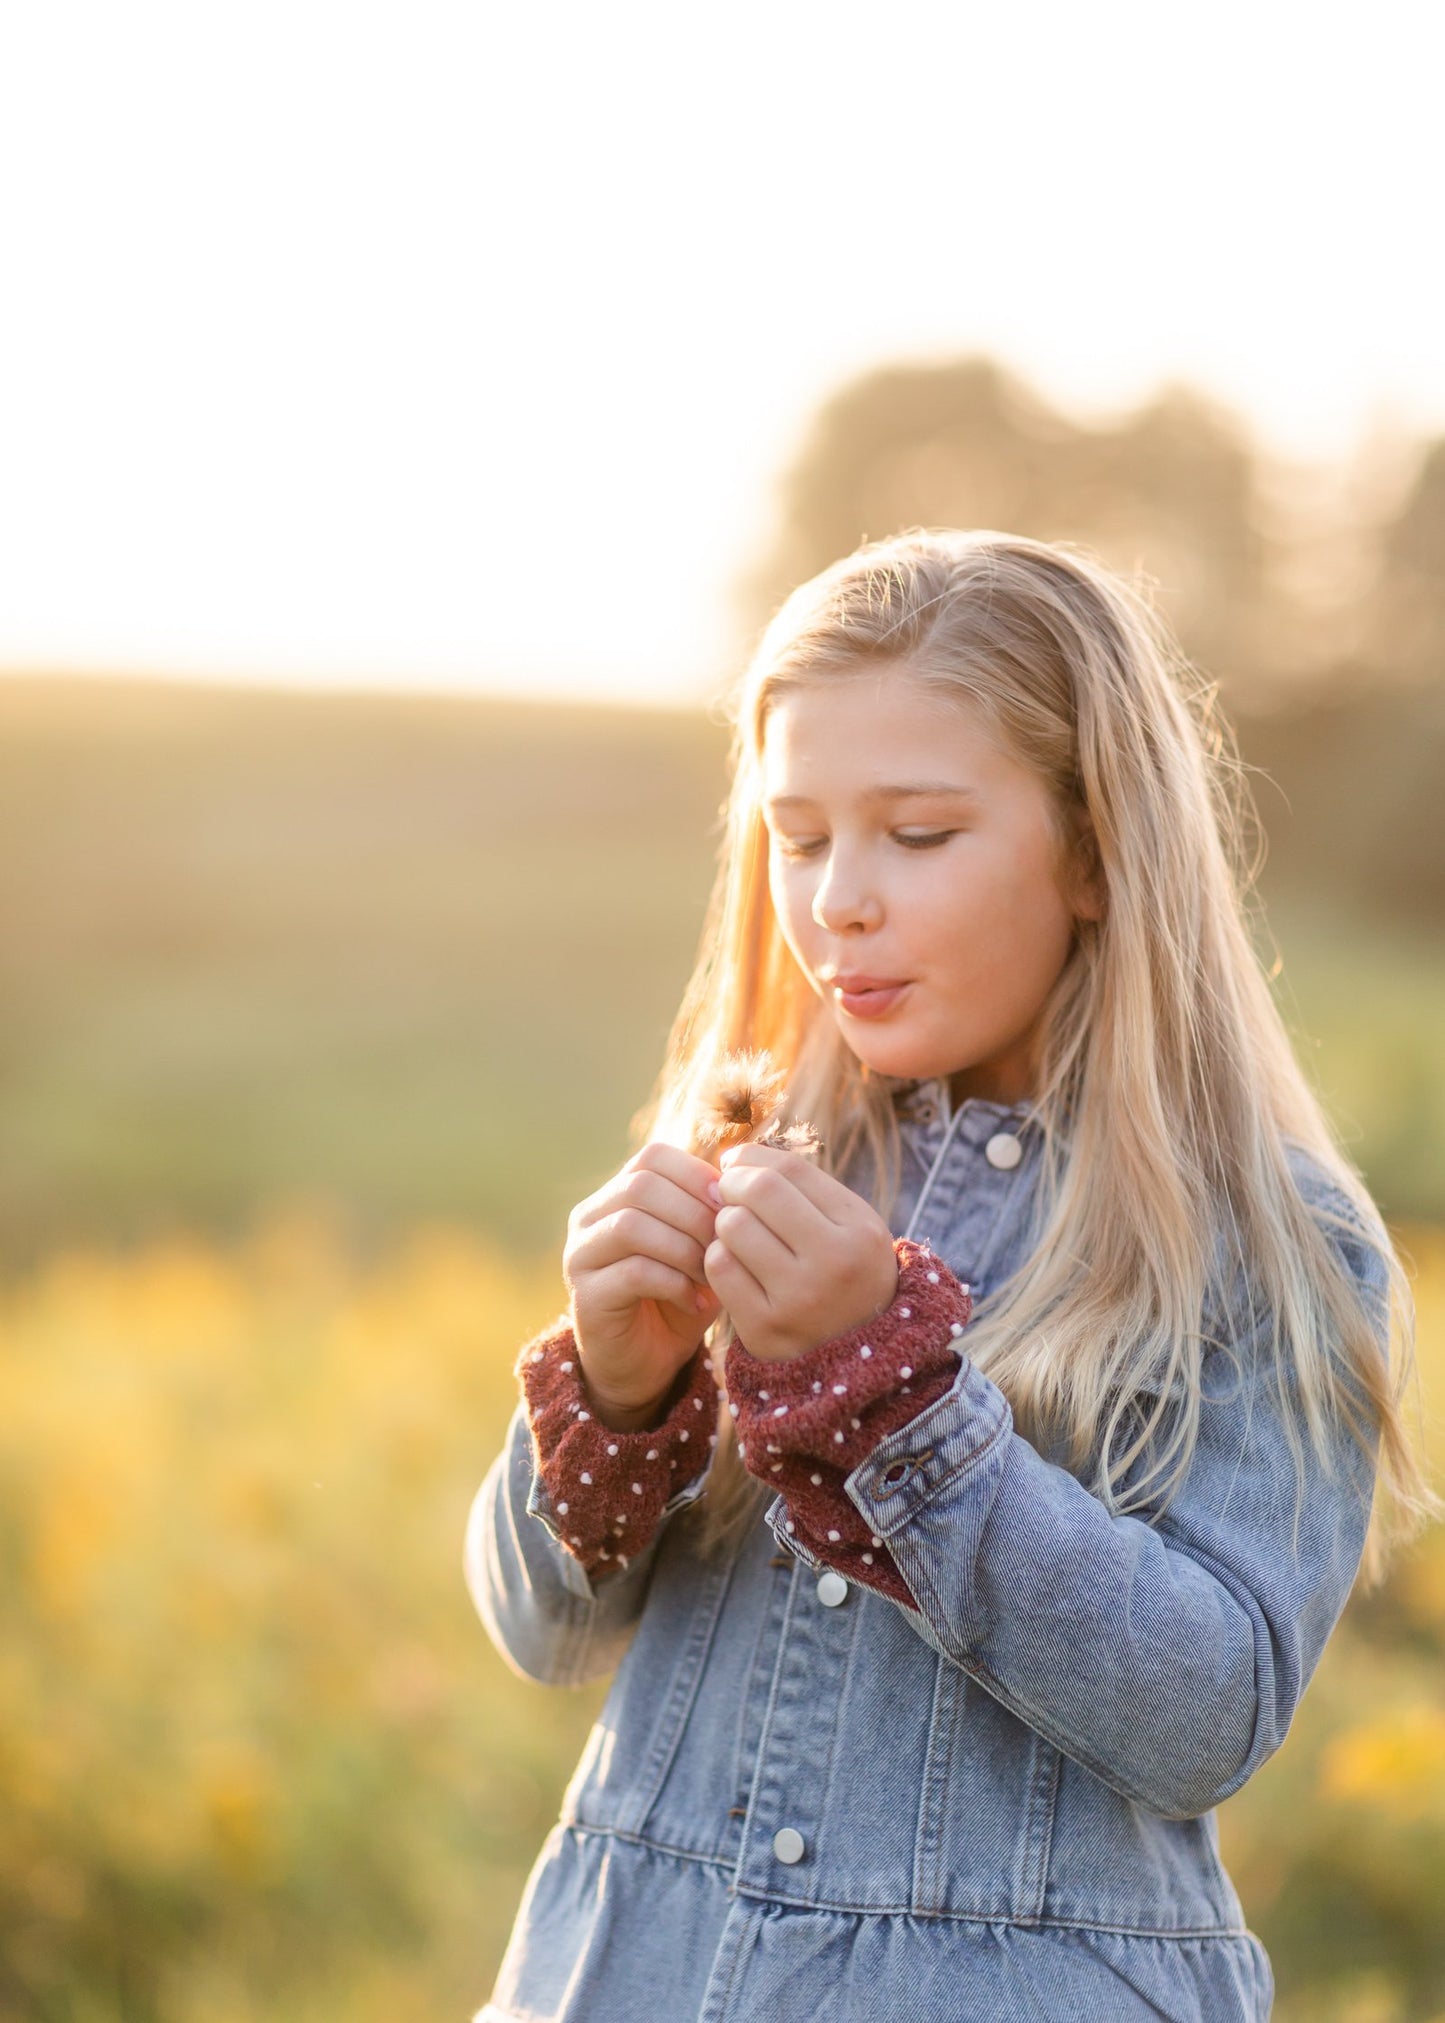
[1,674,1441,1267]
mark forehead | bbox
[759,670,1000,793]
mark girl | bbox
[465,529,1433,2022]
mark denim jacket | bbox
[465,1084,1385,2022]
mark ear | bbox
[1065,807,1106,923]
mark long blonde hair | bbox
[630,529,1436,1582]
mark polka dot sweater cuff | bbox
[722,1239,972,1610]
[515,1319,720,1581]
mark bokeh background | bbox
[3,4,1444,2019]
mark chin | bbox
[838,1039,925,1082]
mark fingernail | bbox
[706,1182,723,1206]
[695,1288,712,1313]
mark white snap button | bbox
[816,1570,849,1608]
[985,1131,1022,1170]
[773,1826,806,1864]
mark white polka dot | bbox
[771,1461,783,1472]
[832,1383,847,1395]
[900,1366,912,1380]
[570,1535,582,1546]
[617,1554,629,1569]
[680,1429,689,1442]
[810,1472,822,1485]
[812,1380,822,1393]
[557,1501,569,1514]
[860,1345,872,1359]
[851,1417,860,1429]
[950,1322,964,1336]
[631,1482,642,1494]
[766,1442,780,1453]
[709,1432,717,1444]
[785,1519,795,1533]
[671,1459,678,1468]
[898,1307,910,1319]
[901,1385,912,1394]
[871,1536,882,1547]
[615,1514,627,1526]
[927,1271,939,1284]
[773,1404,789,1417]
[530,1350,543,1362]
[577,1409,590,1420]
[729,1401,740,1417]
[862,1552,874,1565]
[827,1528,840,1542]
[606,1442,618,1456]
[646,1449,658,1461]
[580,1471,592,1484]
[694,1397,703,1410]
[758,1390,769,1401]
[560,1359,573,1372]
[833,1431,845,1444]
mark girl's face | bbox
[760,666,1099,1108]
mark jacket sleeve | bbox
[463,1317,717,1687]
[729,1190,1387,1821]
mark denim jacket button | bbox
[815,1570,849,1607]
[881,1460,910,1486]
[772,1826,806,1864]
[985,1131,1023,1170]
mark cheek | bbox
[946,841,1074,965]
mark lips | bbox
[827,974,912,1019]
[828,973,909,993]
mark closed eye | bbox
[772,830,956,859]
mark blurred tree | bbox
[736,355,1274,693]
[736,355,1444,937]
[1242,676,1445,929]
[1247,431,1445,930]
[1363,435,1445,690]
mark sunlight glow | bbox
[0,0,1439,704]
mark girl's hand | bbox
[705,1141,899,1363]
[563,1141,723,1430]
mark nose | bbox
[810,848,881,933]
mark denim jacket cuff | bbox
[516,1316,719,1582]
[842,1354,1013,1635]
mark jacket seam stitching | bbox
[554,1823,1255,1936]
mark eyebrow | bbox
[763,782,980,811]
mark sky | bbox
[1,0,1441,708]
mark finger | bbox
[704,1231,770,1320]
[712,1201,798,1287]
[570,1149,712,1221]
[624,1138,728,1209]
[717,1139,850,1227]
[574,1203,710,1288]
[615,1164,717,1261]
[595,1254,703,1318]
[575,1140,718,1230]
[712,1160,821,1257]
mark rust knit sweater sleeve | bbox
[722,1238,972,1610]
[515,1317,721,1581]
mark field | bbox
[2,1217,1443,2022]
[2,676,1443,2020]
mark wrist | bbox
[580,1366,680,1432]
[586,1390,673,1433]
